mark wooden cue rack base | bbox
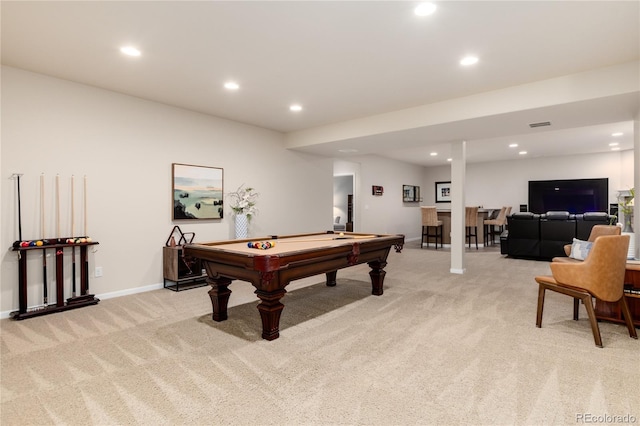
[10,240,100,320]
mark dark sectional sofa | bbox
[503,211,612,260]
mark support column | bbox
[450,140,466,274]
[634,115,639,260]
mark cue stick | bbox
[83,175,89,291]
[83,175,87,237]
[41,173,48,306]
[276,235,378,243]
[71,175,76,297]
[56,174,60,241]
[17,174,23,241]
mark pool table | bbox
[184,231,405,340]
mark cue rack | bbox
[11,240,100,319]
[9,173,100,319]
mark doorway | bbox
[333,175,354,232]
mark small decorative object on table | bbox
[619,187,634,233]
[227,184,258,239]
[619,187,635,259]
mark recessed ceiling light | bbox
[529,121,551,128]
[430,152,438,156]
[611,132,624,137]
[414,2,437,16]
[519,151,528,155]
[290,104,303,112]
[224,82,239,90]
[447,158,452,162]
[460,56,478,66]
[611,147,621,151]
[509,143,518,148]
[338,148,358,153]
[609,142,619,147]
[120,46,141,57]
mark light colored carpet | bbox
[1,244,638,425]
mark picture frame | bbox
[435,181,451,203]
[172,163,224,220]
[402,184,421,202]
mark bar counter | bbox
[434,208,500,246]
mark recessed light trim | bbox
[120,46,141,57]
[460,56,478,66]
[289,104,303,112]
[414,2,437,16]
[529,121,551,128]
[224,81,240,90]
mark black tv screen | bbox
[528,178,608,214]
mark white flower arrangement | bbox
[227,184,258,220]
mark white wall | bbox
[338,155,425,237]
[1,67,333,314]
[423,150,632,216]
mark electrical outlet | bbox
[95,266,103,277]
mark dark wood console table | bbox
[595,262,640,328]
[10,241,99,320]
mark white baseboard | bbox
[450,268,466,274]
[0,282,164,319]
[96,282,164,300]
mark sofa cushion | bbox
[581,212,610,221]
[569,238,593,260]
[511,212,536,220]
[545,211,571,220]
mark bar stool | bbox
[483,206,508,245]
[465,206,479,249]
[421,206,443,249]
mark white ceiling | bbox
[2,1,639,166]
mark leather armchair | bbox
[505,212,541,258]
[539,211,576,259]
[506,211,614,260]
[534,235,637,347]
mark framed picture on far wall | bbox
[172,163,224,220]
[435,181,452,203]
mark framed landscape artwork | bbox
[172,163,224,220]
[435,181,452,203]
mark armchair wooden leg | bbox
[619,296,638,339]
[573,298,579,321]
[582,295,603,348]
[536,284,546,328]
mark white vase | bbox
[622,231,635,260]
[235,213,248,239]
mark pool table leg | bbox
[368,260,387,296]
[208,277,232,322]
[326,271,337,287]
[255,289,286,340]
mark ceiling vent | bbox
[529,121,551,128]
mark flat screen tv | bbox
[528,178,608,214]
